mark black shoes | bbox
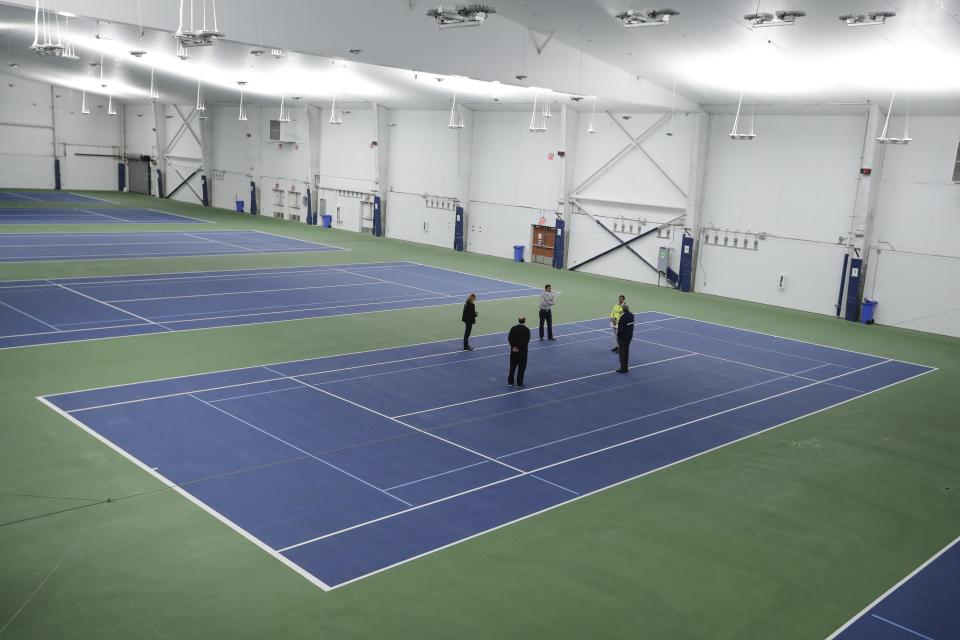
[517,383,524,388]
[548,337,556,341]
[464,345,474,351]
[612,347,619,352]
[615,369,628,374]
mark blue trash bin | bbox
[321,214,332,229]
[235,200,244,213]
[860,299,877,324]
[513,245,525,262]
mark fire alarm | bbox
[860,167,872,176]
[547,153,554,160]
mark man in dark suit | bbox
[462,293,478,350]
[616,304,635,373]
[507,317,531,387]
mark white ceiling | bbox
[1,0,959,114]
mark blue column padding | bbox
[373,196,383,237]
[679,235,694,292]
[552,217,566,269]
[845,257,863,322]
[454,206,465,252]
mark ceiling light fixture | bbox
[744,10,806,28]
[615,8,679,28]
[130,0,147,57]
[329,97,342,125]
[529,93,547,132]
[278,95,291,122]
[587,97,598,134]
[174,0,225,48]
[839,11,896,27]
[271,48,284,58]
[666,74,677,136]
[149,67,159,100]
[195,82,205,112]
[448,92,465,129]
[237,82,248,121]
[80,89,91,114]
[107,95,117,115]
[877,92,911,144]
[728,91,756,140]
[30,0,66,56]
[176,42,190,60]
[427,4,497,29]
[58,13,78,60]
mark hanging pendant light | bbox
[149,68,159,100]
[278,95,291,122]
[877,92,912,144]
[195,82,205,112]
[80,90,91,115]
[107,95,117,115]
[329,97,342,125]
[529,93,547,132]
[237,82,248,121]
[587,97,598,134]
[729,91,756,140]
[666,74,677,137]
[448,93,465,129]
[543,98,553,119]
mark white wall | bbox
[868,116,960,337]
[467,110,563,259]
[696,114,867,315]
[0,73,54,189]
[567,111,695,284]
[53,90,122,191]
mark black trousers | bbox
[538,309,553,339]
[508,350,527,385]
[617,337,631,371]
[463,322,473,347]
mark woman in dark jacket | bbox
[462,293,478,351]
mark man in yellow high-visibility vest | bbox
[610,295,625,352]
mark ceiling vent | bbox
[426,4,496,29]
[615,8,679,28]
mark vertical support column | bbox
[200,107,215,207]
[455,107,475,249]
[843,105,884,320]
[306,104,323,225]
[50,86,60,189]
[454,205,465,251]
[684,111,710,292]
[372,103,391,235]
[153,102,168,199]
[557,105,580,269]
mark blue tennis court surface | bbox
[0,262,539,348]
[0,208,208,225]
[41,314,935,590]
[0,230,339,264]
[0,191,110,203]
[830,536,960,640]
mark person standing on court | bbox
[462,293,478,351]
[610,294,626,352]
[616,304,635,373]
[507,317,531,387]
[538,284,556,341]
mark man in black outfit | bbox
[462,293,478,350]
[616,304,635,373]
[507,316,531,387]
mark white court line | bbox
[0,322,155,341]
[498,363,831,461]
[333,267,449,297]
[189,394,414,507]
[10,192,42,202]
[656,323,861,369]
[279,358,903,554]
[153,287,538,325]
[137,208,212,224]
[34,396,333,592]
[407,261,537,292]
[384,461,489,491]
[58,327,627,414]
[870,616,934,640]
[0,247,336,264]
[183,233,255,252]
[393,352,697,419]
[826,534,960,640]
[83,209,129,223]
[207,385,307,404]
[109,281,383,304]
[44,280,171,333]
[0,300,61,332]
[668,313,935,370]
